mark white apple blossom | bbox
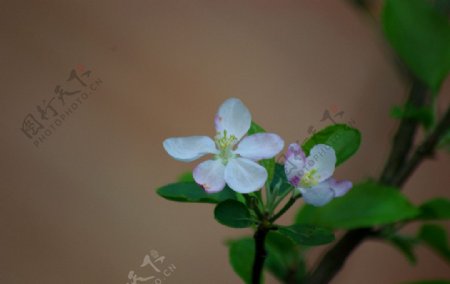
[163,98,284,194]
[284,143,352,206]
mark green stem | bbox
[270,194,301,223]
[244,194,264,220]
[380,81,428,184]
[265,181,275,212]
[268,185,294,215]
[392,106,450,186]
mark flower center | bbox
[215,130,237,164]
[300,169,320,188]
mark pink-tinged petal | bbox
[215,98,251,141]
[284,143,306,187]
[224,158,267,193]
[234,133,284,161]
[163,136,218,162]
[286,142,305,160]
[305,144,336,183]
[329,178,352,197]
[299,181,334,207]
[193,159,226,193]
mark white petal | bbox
[193,159,226,193]
[299,182,334,207]
[329,178,352,197]
[305,144,336,183]
[224,158,267,193]
[163,136,217,162]
[284,143,306,187]
[215,98,251,141]
[234,133,284,161]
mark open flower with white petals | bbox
[163,98,284,194]
[284,143,352,206]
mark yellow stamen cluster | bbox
[216,130,237,149]
[300,169,320,187]
[215,130,237,164]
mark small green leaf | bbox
[265,231,306,283]
[302,124,361,166]
[390,104,434,129]
[228,238,255,284]
[382,0,450,92]
[248,121,266,135]
[176,172,194,182]
[214,200,254,228]
[387,234,418,265]
[278,224,335,246]
[418,223,450,262]
[248,121,276,183]
[419,198,450,220]
[295,181,420,229]
[157,182,236,203]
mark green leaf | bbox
[176,172,194,182]
[157,182,237,203]
[248,121,266,135]
[228,238,255,284]
[387,234,418,264]
[214,200,254,228]
[419,198,450,220]
[302,124,361,166]
[435,0,450,14]
[295,181,420,229]
[248,121,276,183]
[382,0,450,92]
[229,234,306,284]
[391,104,434,129]
[265,231,306,283]
[278,224,335,246]
[418,223,450,262]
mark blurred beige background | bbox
[0,1,449,283]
